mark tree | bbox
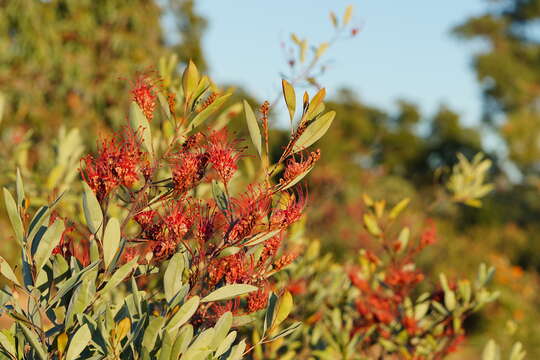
[0,0,207,138]
[454,0,540,173]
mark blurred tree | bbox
[0,0,206,138]
[454,0,540,173]
[164,0,208,71]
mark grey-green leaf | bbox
[103,217,121,270]
[164,253,184,303]
[282,79,296,123]
[66,324,91,360]
[82,182,103,240]
[130,101,153,155]
[167,296,200,332]
[189,93,232,130]
[3,188,24,246]
[201,284,258,303]
[100,257,138,294]
[0,256,20,286]
[34,219,65,275]
[292,110,335,153]
[243,100,262,157]
[19,324,47,360]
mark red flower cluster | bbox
[169,130,242,194]
[131,74,158,121]
[81,129,146,200]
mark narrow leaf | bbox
[167,296,200,332]
[282,80,296,123]
[201,284,258,303]
[164,253,185,303]
[0,256,20,286]
[66,325,91,360]
[34,220,65,275]
[3,188,24,246]
[292,111,335,153]
[82,182,103,240]
[243,100,262,157]
[103,217,121,270]
[189,93,232,130]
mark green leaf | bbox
[215,331,237,357]
[19,323,47,360]
[16,168,24,210]
[273,291,293,329]
[3,188,24,246]
[66,277,95,328]
[389,198,410,219]
[82,182,103,239]
[171,325,193,358]
[363,213,381,236]
[142,316,165,353]
[292,111,335,153]
[0,256,20,286]
[100,257,138,294]
[243,100,262,158]
[397,227,410,253]
[164,253,185,303]
[264,293,278,334]
[0,331,15,356]
[158,328,176,360]
[182,60,200,102]
[184,328,214,355]
[510,342,526,360]
[244,229,281,247]
[66,324,91,360]
[305,88,326,120]
[201,284,258,303]
[267,322,302,341]
[226,339,246,360]
[130,101,153,155]
[191,76,210,110]
[48,261,100,309]
[167,296,200,332]
[210,312,232,349]
[482,339,500,360]
[189,93,232,130]
[217,247,240,259]
[34,219,65,275]
[282,80,296,123]
[103,217,121,270]
[212,180,229,212]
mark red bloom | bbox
[281,150,320,185]
[81,129,144,200]
[247,286,269,313]
[206,129,242,184]
[170,151,209,194]
[131,74,158,121]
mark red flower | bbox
[170,151,209,194]
[81,129,145,200]
[206,129,242,184]
[281,150,320,185]
[131,74,158,121]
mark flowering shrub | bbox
[0,59,335,358]
[250,171,504,359]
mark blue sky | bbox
[196,0,487,126]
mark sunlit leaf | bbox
[243,100,262,157]
[201,284,258,303]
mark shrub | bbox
[0,60,335,359]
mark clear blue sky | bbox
[196,0,487,126]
